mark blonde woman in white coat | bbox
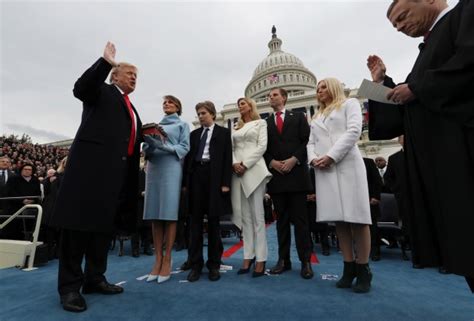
[307,78,373,293]
[231,97,272,277]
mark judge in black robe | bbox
[367,0,474,290]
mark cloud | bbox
[3,123,70,144]
[1,0,461,144]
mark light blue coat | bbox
[142,113,190,221]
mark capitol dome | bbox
[245,26,317,101]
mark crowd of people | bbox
[1,0,473,314]
[0,135,68,178]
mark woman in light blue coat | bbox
[142,95,190,283]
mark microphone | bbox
[418,42,425,51]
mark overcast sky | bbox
[1,0,459,144]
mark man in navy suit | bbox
[50,42,143,312]
[264,88,313,279]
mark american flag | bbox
[267,73,279,84]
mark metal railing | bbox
[0,196,43,271]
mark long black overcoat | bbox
[50,58,142,233]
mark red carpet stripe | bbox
[222,240,243,258]
[222,223,273,258]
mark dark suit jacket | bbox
[184,124,232,217]
[384,150,408,223]
[0,170,16,211]
[363,158,382,201]
[384,150,405,196]
[50,57,143,233]
[363,158,382,220]
[368,0,474,278]
[264,111,311,194]
[5,175,41,215]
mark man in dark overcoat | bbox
[50,42,143,311]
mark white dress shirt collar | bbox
[430,6,451,32]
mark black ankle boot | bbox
[336,261,356,288]
[353,263,373,293]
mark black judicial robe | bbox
[368,0,474,279]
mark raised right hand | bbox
[103,41,117,67]
[367,55,386,83]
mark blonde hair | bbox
[235,97,260,130]
[316,78,347,118]
[57,156,68,174]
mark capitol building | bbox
[196,26,399,159]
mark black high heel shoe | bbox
[252,261,266,278]
[237,258,255,274]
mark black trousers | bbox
[272,192,312,263]
[58,229,112,295]
[188,162,222,271]
[370,204,380,250]
[307,201,330,247]
[58,157,133,295]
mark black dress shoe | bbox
[387,242,399,249]
[208,269,221,281]
[132,248,140,258]
[300,262,314,279]
[438,267,451,274]
[60,292,87,313]
[321,247,330,256]
[269,260,292,275]
[187,269,201,282]
[180,261,191,271]
[82,281,124,295]
[143,246,154,256]
[371,247,381,261]
[174,242,187,252]
[371,254,381,261]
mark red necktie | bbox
[423,31,430,42]
[123,94,136,157]
[276,111,283,134]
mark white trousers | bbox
[241,181,268,262]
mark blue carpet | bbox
[1,224,472,321]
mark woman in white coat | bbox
[307,78,373,293]
[231,97,272,277]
